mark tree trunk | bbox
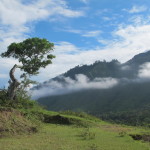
[7,64,20,100]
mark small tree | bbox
[1,37,55,100]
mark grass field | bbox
[0,121,150,150]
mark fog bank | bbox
[32,74,118,99]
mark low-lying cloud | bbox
[138,62,150,79]
[31,74,118,99]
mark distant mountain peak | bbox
[126,50,150,65]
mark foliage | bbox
[1,37,55,100]
[1,37,55,75]
[60,110,100,122]
[0,89,8,101]
[38,81,150,127]
[79,128,96,140]
[0,89,40,109]
[0,96,150,150]
[118,131,127,137]
[17,74,37,100]
[36,51,150,128]
[36,51,150,127]
[99,107,150,127]
[63,59,122,80]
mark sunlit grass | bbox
[0,123,149,150]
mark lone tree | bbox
[1,37,55,100]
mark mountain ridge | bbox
[36,50,150,125]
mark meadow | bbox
[0,114,150,150]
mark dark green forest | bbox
[36,51,150,126]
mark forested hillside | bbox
[36,51,150,126]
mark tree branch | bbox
[9,64,19,83]
[8,64,21,100]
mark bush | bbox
[87,144,99,150]
[0,89,40,109]
[79,128,96,140]
[118,131,127,137]
[60,110,99,121]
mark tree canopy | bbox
[1,37,55,75]
[1,37,55,100]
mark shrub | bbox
[87,144,99,150]
[118,131,127,137]
[0,89,40,109]
[79,128,96,140]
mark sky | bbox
[1,0,150,88]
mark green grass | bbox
[0,122,150,150]
[0,108,39,137]
[0,100,150,150]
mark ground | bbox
[0,121,150,150]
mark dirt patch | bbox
[129,134,150,142]
[0,108,38,137]
[100,124,131,133]
[43,114,90,127]
[43,115,72,125]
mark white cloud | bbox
[61,28,102,38]
[32,74,118,99]
[0,0,84,27]
[34,22,150,82]
[0,74,8,79]
[102,16,111,21]
[121,65,131,71]
[3,19,150,84]
[1,0,150,88]
[82,30,102,37]
[0,0,85,51]
[114,24,150,51]
[97,39,110,45]
[128,5,147,13]
[0,0,85,87]
[54,41,80,54]
[138,63,150,79]
[80,0,89,4]
[0,0,85,52]
[61,28,83,34]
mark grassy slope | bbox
[0,108,39,137]
[0,110,150,150]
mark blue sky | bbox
[1,0,150,88]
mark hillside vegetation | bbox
[0,109,150,149]
[36,51,150,126]
[38,81,150,126]
[1,51,150,150]
[0,94,150,150]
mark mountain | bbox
[36,51,150,125]
[126,50,150,65]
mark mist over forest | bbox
[32,51,150,99]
